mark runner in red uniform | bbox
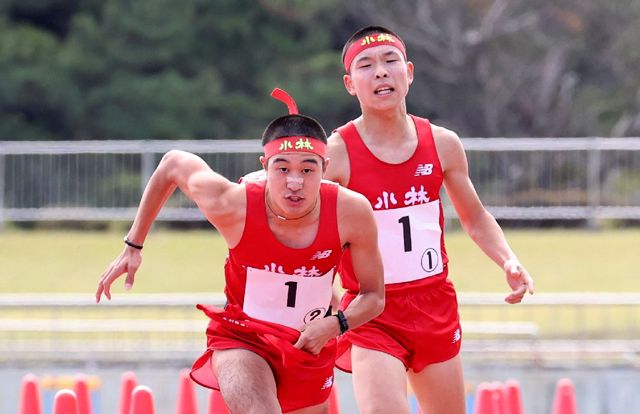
[96,89,384,414]
[324,26,535,414]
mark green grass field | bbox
[1,228,639,294]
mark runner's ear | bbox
[407,61,414,84]
[322,158,330,175]
[343,74,356,96]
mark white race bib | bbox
[243,267,334,329]
[374,200,443,284]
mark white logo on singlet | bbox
[294,266,322,277]
[404,186,430,205]
[311,250,332,260]
[414,163,434,176]
[321,376,334,390]
[452,328,461,344]
[222,316,248,328]
[375,191,398,210]
[264,263,285,274]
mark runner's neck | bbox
[358,106,414,147]
[354,114,418,163]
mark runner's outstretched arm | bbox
[96,150,239,302]
[436,128,534,304]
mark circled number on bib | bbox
[304,308,326,324]
[421,248,439,272]
[374,200,443,284]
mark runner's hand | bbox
[96,247,142,303]
[503,258,534,304]
[293,315,341,355]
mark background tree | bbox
[1,0,640,141]
[342,0,640,138]
[0,0,352,141]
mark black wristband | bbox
[335,310,349,335]
[124,236,144,250]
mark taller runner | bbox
[324,26,535,414]
[96,89,385,414]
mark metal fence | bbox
[1,293,638,365]
[1,138,640,229]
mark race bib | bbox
[243,267,334,329]
[374,200,443,284]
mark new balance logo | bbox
[321,376,334,390]
[311,250,332,260]
[414,163,434,176]
[452,328,461,344]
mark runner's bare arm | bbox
[324,132,351,186]
[293,188,384,354]
[323,133,352,309]
[337,188,385,328]
[434,126,534,303]
[96,150,240,303]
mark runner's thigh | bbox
[408,353,465,414]
[212,348,281,413]
[352,345,412,414]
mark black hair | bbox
[341,25,406,66]
[261,114,328,146]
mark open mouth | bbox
[374,86,394,95]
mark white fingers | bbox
[96,263,115,303]
[125,266,138,291]
[96,254,131,303]
[526,276,535,295]
[503,259,534,304]
[293,325,307,350]
[505,284,527,304]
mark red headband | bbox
[264,136,326,159]
[265,88,327,159]
[343,33,406,74]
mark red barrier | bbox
[130,386,156,414]
[118,371,139,414]
[52,390,79,414]
[18,374,42,414]
[176,369,200,414]
[551,378,578,414]
[503,379,524,414]
[74,374,93,414]
[473,382,494,414]
[490,382,505,414]
[206,389,231,414]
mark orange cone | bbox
[503,379,524,414]
[130,386,155,414]
[206,389,231,414]
[53,389,79,414]
[176,369,199,414]
[551,378,578,414]
[473,382,494,414]
[118,371,138,414]
[18,374,42,414]
[328,385,340,414]
[74,374,93,414]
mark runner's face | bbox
[261,152,325,218]
[344,44,413,110]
